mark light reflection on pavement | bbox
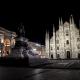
[0,66,80,80]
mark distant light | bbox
[35,43,41,47]
[41,56,45,58]
[0,50,1,53]
[6,44,10,46]
[32,48,37,51]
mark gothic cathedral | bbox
[45,15,80,59]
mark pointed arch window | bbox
[66,40,69,44]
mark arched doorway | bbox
[4,39,11,55]
[67,51,70,59]
[51,54,53,59]
[57,54,60,59]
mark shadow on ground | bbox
[0,58,80,69]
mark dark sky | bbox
[0,7,80,45]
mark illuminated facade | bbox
[0,27,16,57]
[45,15,80,59]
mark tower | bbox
[58,17,65,59]
[45,30,50,58]
[77,20,80,58]
[70,15,74,25]
[79,20,80,36]
[69,15,77,58]
[52,24,56,59]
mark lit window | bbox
[0,50,1,53]
[0,34,4,43]
[4,39,10,46]
[1,39,4,43]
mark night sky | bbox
[0,7,80,45]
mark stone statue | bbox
[9,23,29,60]
[17,23,25,37]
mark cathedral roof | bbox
[0,26,17,37]
[64,21,69,26]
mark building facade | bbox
[45,15,80,59]
[0,27,16,57]
[0,25,45,58]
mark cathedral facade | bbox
[45,15,80,59]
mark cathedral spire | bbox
[45,29,49,40]
[45,29,47,39]
[47,30,49,39]
[61,17,63,26]
[52,24,56,59]
[53,24,55,32]
[79,20,80,36]
[59,17,63,26]
[45,29,50,58]
[71,15,74,24]
[70,14,74,24]
[59,17,61,26]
